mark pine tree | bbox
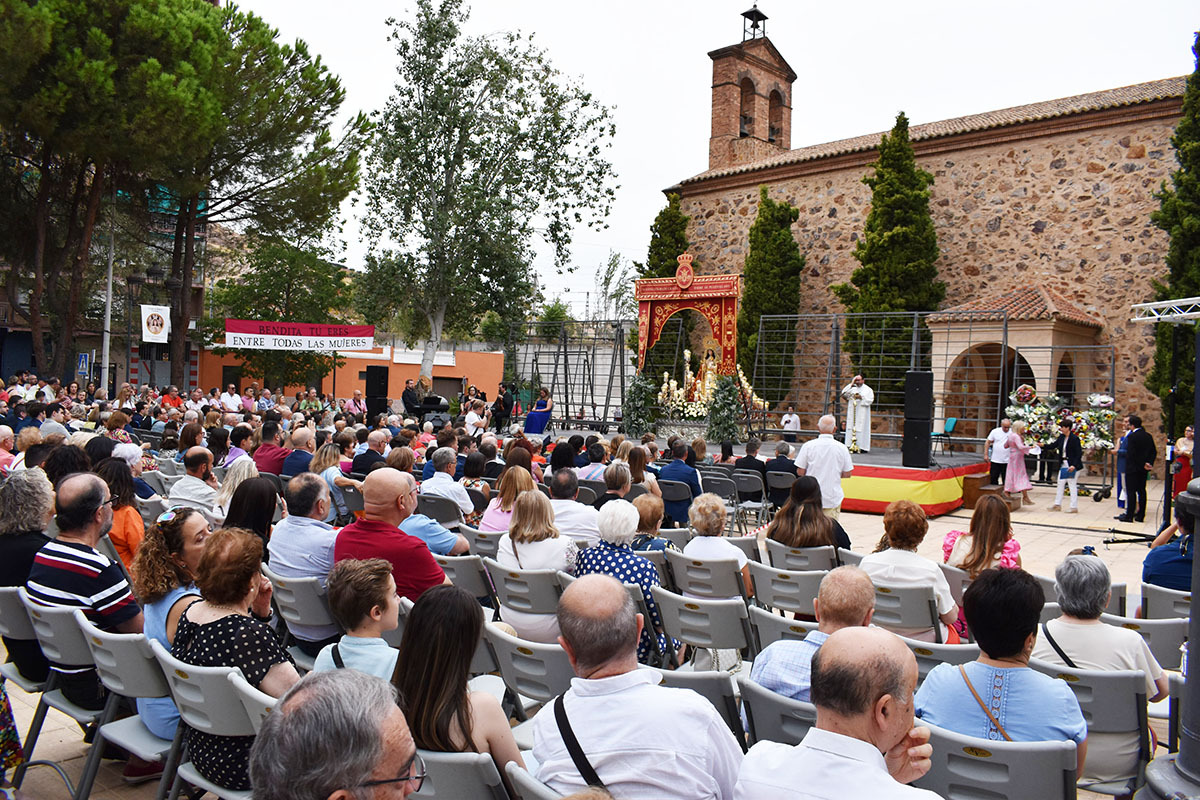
[706,375,741,444]
[833,112,944,408]
[1147,34,1200,438]
[736,185,804,390]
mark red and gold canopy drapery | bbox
[635,254,742,375]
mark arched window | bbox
[739,78,755,138]
[768,90,783,143]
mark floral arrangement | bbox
[1005,388,1115,451]
[1012,384,1037,405]
[658,349,767,420]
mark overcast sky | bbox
[239,0,1197,316]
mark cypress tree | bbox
[736,185,804,387]
[635,193,692,379]
[1147,34,1200,438]
[833,111,944,408]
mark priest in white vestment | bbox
[841,375,873,452]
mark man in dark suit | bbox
[1118,414,1156,523]
[763,441,799,508]
[1050,420,1083,513]
[492,384,513,433]
[658,440,703,527]
[351,429,389,475]
[401,379,421,417]
[734,438,767,502]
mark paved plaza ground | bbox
[2,479,1172,799]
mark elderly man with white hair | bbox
[0,424,15,475]
[1033,554,1167,787]
[794,414,855,519]
[575,499,678,665]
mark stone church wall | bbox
[677,115,1179,442]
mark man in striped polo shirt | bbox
[26,472,143,709]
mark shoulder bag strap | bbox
[958,665,1012,742]
[331,644,345,669]
[1041,622,1077,669]
[554,695,607,790]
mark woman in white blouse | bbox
[495,490,577,642]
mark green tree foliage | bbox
[158,7,369,386]
[0,0,225,377]
[594,251,635,321]
[360,0,615,380]
[736,186,804,386]
[1148,34,1200,437]
[707,375,741,444]
[622,370,659,438]
[832,112,944,407]
[636,193,690,279]
[202,238,348,388]
[538,299,574,325]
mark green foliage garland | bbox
[706,375,741,444]
[622,371,659,438]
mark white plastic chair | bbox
[0,586,46,693]
[651,586,757,666]
[748,605,818,650]
[435,553,500,616]
[664,549,749,603]
[748,562,825,616]
[262,562,339,673]
[74,610,179,800]
[1098,612,1189,670]
[836,547,863,566]
[412,749,508,799]
[149,639,256,800]
[227,670,276,734]
[653,668,745,751]
[461,524,502,558]
[870,581,944,643]
[913,722,1078,800]
[897,634,980,684]
[764,541,837,571]
[505,762,563,800]
[482,557,563,616]
[482,623,575,750]
[1141,582,1190,619]
[737,675,818,746]
[137,494,169,527]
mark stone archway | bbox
[635,254,742,376]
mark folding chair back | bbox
[227,671,276,734]
[140,470,168,496]
[135,494,168,527]
[413,749,508,800]
[765,471,797,505]
[19,588,94,667]
[655,669,745,750]
[656,527,692,551]
[732,471,767,503]
[836,547,863,566]
[625,484,648,500]
[262,563,338,632]
[574,486,597,505]
[577,479,607,498]
[418,494,463,526]
[658,480,693,507]
[765,541,837,571]
[748,562,825,616]
[259,472,284,495]
[737,675,817,746]
[938,563,973,609]
[664,549,748,600]
[637,548,671,589]
[1141,582,1191,619]
[461,525,502,558]
[340,484,366,513]
[870,582,942,643]
[0,586,39,641]
[148,639,257,738]
[506,762,563,800]
[913,722,1078,800]
[748,605,818,649]
[157,459,179,476]
[726,534,761,564]
[482,623,574,703]
[434,554,498,605]
[1098,613,1188,670]
[703,475,739,506]
[74,611,170,700]
[650,587,755,656]
[482,558,562,615]
[897,634,980,684]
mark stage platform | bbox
[842,448,988,516]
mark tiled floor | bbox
[2,480,1174,798]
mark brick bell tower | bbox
[708,5,797,171]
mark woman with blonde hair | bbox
[692,437,712,466]
[626,445,661,498]
[612,439,634,465]
[479,466,536,532]
[203,410,222,431]
[1004,419,1035,505]
[311,442,362,525]
[385,445,415,474]
[607,434,626,462]
[943,494,1022,578]
[495,490,577,641]
[214,458,259,520]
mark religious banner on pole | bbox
[141,305,171,343]
[224,319,375,351]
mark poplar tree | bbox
[1147,33,1200,437]
[833,111,944,407]
[736,186,804,388]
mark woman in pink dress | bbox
[1003,420,1034,505]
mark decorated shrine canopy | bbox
[224,319,375,351]
[635,254,741,375]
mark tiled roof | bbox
[927,286,1104,329]
[681,76,1186,184]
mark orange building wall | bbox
[197,347,504,404]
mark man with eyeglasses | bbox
[251,669,424,799]
[26,473,143,711]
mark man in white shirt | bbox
[168,446,224,524]
[533,574,743,799]
[780,406,801,443]
[418,446,473,516]
[219,383,242,412]
[984,417,1012,486]
[794,415,854,518]
[184,388,206,414]
[734,626,937,800]
[547,469,600,546]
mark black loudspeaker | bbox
[904,370,934,420]
[902,419,932,468]
[366,396,389,418]
[423,412,452,429]
[365,365,389,398]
